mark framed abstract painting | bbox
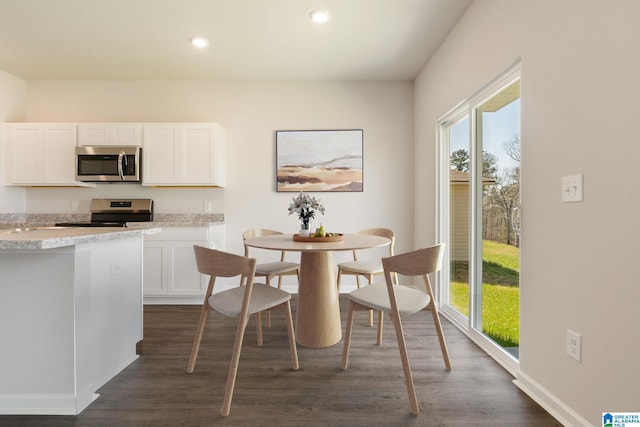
[276,129,363,192]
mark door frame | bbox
[436,61,521,376]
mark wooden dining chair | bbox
[341,244,451,415]
[337,227,395,327]
[243,228,300,290]
[244,228,300,327]
[187,246,299,417]
[336,228,395,291]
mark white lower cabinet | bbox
[143,224,225,304]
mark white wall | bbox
[415,1,640,426]
[0,70,27,212]
[20,80,415,272]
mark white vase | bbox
[299,219,311,237]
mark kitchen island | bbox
[0,226,158,415]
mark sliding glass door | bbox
[438,64,521,371]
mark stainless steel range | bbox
[56,199,154,227]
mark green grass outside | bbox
[450,240,520,347]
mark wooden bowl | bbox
[293,233,344,242]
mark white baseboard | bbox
[144,296,203,305]
[514,371,593,427]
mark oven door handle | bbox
[117,151,127,181]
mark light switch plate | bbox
[562,174,583,202]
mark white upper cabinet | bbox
[142,123,225,186]
[3,123,93,187]
[3,122,225,187]
[77,123,142,146]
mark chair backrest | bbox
[243,228,286,259]
[194,245,257,294]
[243,228,283,240]
[382,244,443,276]
[353,227,395,259]
[382,244,444,297]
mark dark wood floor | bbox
[1,297,561,427]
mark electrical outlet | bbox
[562,174,583,202]
[71,201,78,212]
[203,201,212,212]
[566,329,582,362]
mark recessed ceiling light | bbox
[189,36,209,48]
[309,9,330,24]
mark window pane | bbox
[475,80,521,356]
[449,116,470,317]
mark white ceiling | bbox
[0,0,471,81]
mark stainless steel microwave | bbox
[76,146,141,182]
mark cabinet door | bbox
[142,124,179,184]
[181,124,218,185]
[43,124,78,183]
[143,244,166,295]
[4,124,43,184]
[78,123,142,146]
[168,243,208,295]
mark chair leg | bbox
[221,314,250,417]
[389,311,420,415]
[283,301,299,370]
[376,311,384,345]
[367,275,374,327]
[341,301,356,370]
[187,303,211,373]
[265,276,273,327]
[256,312,263,347]
[429,305,452,370]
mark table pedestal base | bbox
[295,251,342,348]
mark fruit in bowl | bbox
[310,224,341,238]
[314,231,340,237]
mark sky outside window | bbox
[450,99,521,172]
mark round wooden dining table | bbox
[244,233,390,348]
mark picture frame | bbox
[276,129,363,192]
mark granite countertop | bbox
[128,213,225,227]
[0,226,160,250]
[0,213,224,228]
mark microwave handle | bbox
[117,151,127,180]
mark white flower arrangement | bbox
[288,191,325,221]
